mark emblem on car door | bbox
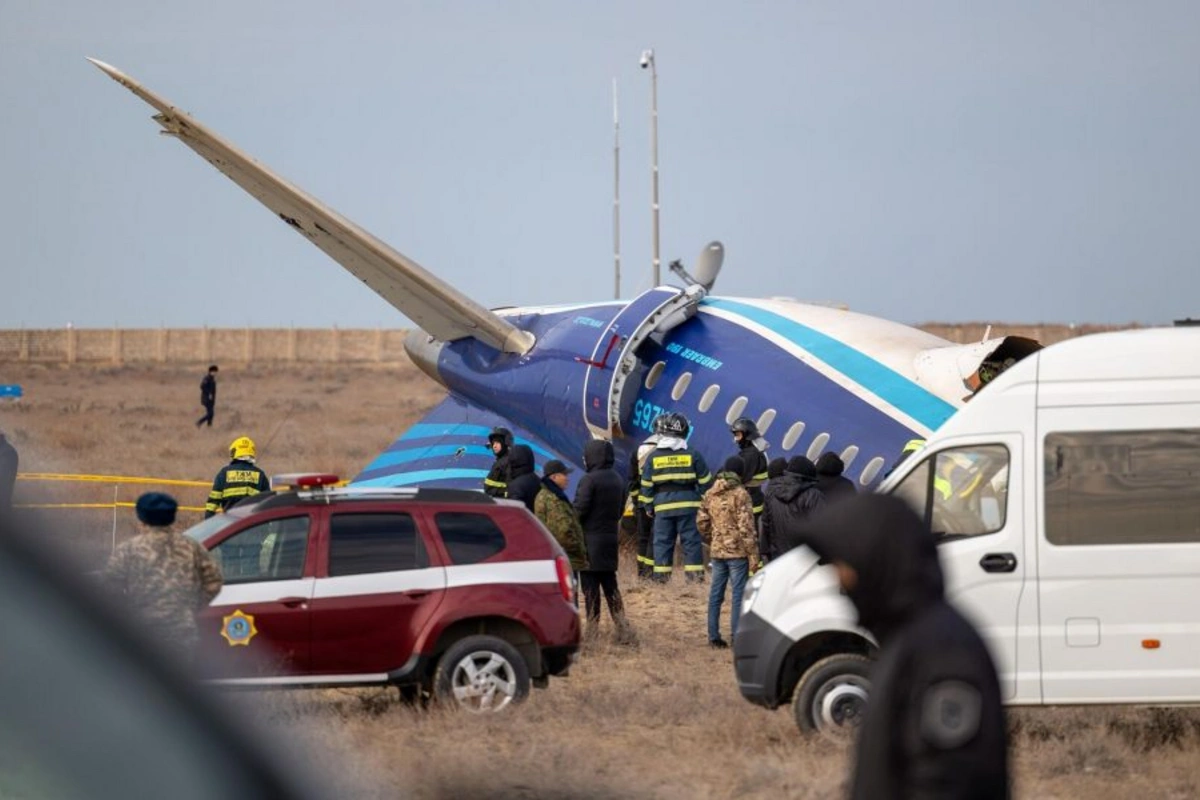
[221,609,258,647]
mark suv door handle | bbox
[404,590,431,600]
[278,596,308,608]
[979,553,1018,573]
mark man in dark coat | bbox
[575,439,635,642]
[195,365,218,428]
[760,456,826,562]
[815,451,857,504]
[0,429,17,510]
[504,444,540,512]
[801,494,1009,799]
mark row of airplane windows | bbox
[644,361,887,486]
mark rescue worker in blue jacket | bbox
[639,412,712,582]
[205,436,270,518]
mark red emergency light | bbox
[271,473,342,490]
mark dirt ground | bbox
[1,362,1198,799]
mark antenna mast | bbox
[613,79,621,300]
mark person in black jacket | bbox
[729,417,769,518]
[575,439,635,643]
[760,456,826,562]
[0,429,18,510]
[766,457,787,482]
[195,365,218,428]
[815,451,857,504]
[504,444,540,512]
[482,427,513,498]
[800,494,1009,799]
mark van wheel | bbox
[434,635,530,713]
[792,654,871,735]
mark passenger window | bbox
[1045,428,1200,545]
[891,445,1010,540]
[644,361,665,390]
[212,516,309,585]
[756,409,777,434]
[697,384,721,413]
[806,432,831,461]
[858,456,886,485]
[782,421,806,450]
[436,513,507,564]
[671,372,693,401]
[725,396,748,425]
[328,513,427,576]
[840,445,860,469]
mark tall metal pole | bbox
[643,50,662,287]
[613,79,621,300]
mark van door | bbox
[890,436,1027,700]
[1036,412,1200,703]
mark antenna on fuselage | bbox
[612,78,621,300]
[668,241,725,292]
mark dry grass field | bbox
[1,361,1198,799]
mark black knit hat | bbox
[543,459,572,477]
[135,492,178,527]
[786,456,817,478]
[767,457,787,480]
[722,455,745,474]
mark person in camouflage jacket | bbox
[697,455,760,648]
[534,460,589,574]
[104,492,224,660]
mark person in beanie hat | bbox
[534,459,588,601]
[104,492,224,660]
[697,455,759,648]
[575,439,636,644]
[815,451,857,504]
[759,456,826,562]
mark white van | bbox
[733,327,1200,734]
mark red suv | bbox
[184,478,579,712]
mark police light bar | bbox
[271,473,341,490]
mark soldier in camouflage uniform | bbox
[697,455,760,648]
[104,492,224,660]
[534,460,588,603]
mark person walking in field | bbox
[205,436,270,518]
[534,459,588,601]
[104,492,224,661]
[196,365,218,428]
[697,455,759,649]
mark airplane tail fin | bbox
[88,58,534,355]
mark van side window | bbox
[892,445,1010,540]
[1045,428,1200,545]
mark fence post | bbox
[244,327,252,363]
[202,326,210,363]
[158,328,167,363]
[287,327,297,362]
[111,328,122,365]
[332,326,340,362]
[375,328,383,362]
[19,330,29,362]
[67,325,76,364]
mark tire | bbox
[434,635,531,713]
[792,653,872,736]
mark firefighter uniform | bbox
[205,437,270,518]
[639,414,712,581]
[628,435,660,578]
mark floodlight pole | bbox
[613,79,621,300]
[642,49,660,287]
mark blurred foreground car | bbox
[187,475,580,711]
[0,510,320,800]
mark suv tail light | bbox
[554,555,573,603]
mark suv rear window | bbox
[329,513,427,576]
[435,512,507,565]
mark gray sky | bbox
[3,1,1199,329]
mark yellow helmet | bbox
[229,436,256,460]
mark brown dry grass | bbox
[2,362,1198,799]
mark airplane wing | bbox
[88,58,534,355]
[352,395,569,490]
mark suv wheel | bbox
[792,653,871,735]
[435,635,530,713]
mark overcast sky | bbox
[2,1,1198,329]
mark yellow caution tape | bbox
[16,502,206,512]
[16,473,209,488]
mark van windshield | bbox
[892,444,1010,540]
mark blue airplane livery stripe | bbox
[704,299,957,431]
[354,468,490,488]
